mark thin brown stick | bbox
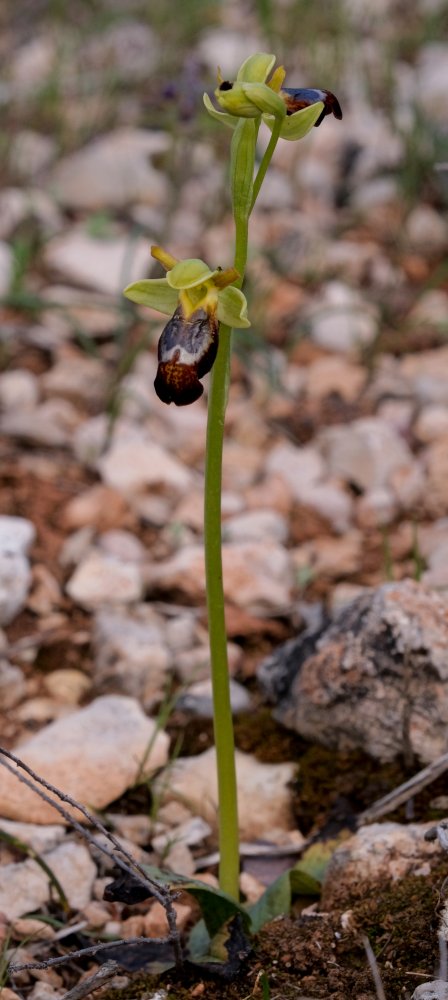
[59,961,119,1000]
[0,747,181,967]
[362,935,387,1000]
[358,750,448,826]
[8,936,171,973]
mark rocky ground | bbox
[2,0,448,997]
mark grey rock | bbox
[93,606,171,705]
[0,858,50,921]
[259,580,448,763]
[9,130,57,179]
[66,550,144,610]
[322,821,441,906]
[307,281,378,353]
[0,370,39,410]
[416,44,448,126]
[0,819,65,853]
[0,399,80,447]
[0,695,169,823]
[50,129,169,210]
[412,985,448,1000]
[0,661,27,709]
[320,417,414,493]
[44,227,152,296]
[0,516,35,556]
[176,678,252,718]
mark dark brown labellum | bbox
[281,88,343,126]
[154,304,219,406]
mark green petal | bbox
[215,82,262,118]
[123,279,178,315]
[236,53,276,84]
[217,286,250,328]
[241,82,286,119]
[166,259,218,290]
[203,93,237,129]
[263,101,324,140]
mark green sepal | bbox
[230,118,256,220]
[217,286,250,328]
[264,100,324,140]
[123,278,178,315]
[166,259,217,290]
[236,53,276,83]
[241,82,286,119]
[203,93,237,130]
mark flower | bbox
[123,246,250,406]
[204,52,342,141]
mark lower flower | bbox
[154,303,219,406]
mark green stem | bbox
[204,321,238,899]
[204,206,250,900]
[204,118,281,901]
[250,116,282,212]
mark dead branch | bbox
[8,935,171,973]
[59,961,119,1000]
[358,750,448,826]
[0,747,182,967]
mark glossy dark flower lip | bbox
[281,88,343,126]
[154,304,219,406]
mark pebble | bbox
[43,669,91,705]
[98,438,192,496]
[66,550,144,609]
[405,204,448,253]
[320,417,415,493]
[0,370,39,410]
[45,840,96,910]
[176,678,252,717]
[0,859,50,921]
[266,443,324,500]
[43,228,152,296]
[412,985,448,1000]
[0,695,169,823]
[0,544,32,625]
[307,282,378,353]
[92,606,171,704]
[50,128,169,210]
[155,747,296,840]
[146,541,294,612]
[0,661,27,708]
[0,515,35,555]
[0,819,65,853]
[222,509,288,545]
[41,353,107,405]
[63,484,129,531]
[415,43,448,125]
[414,405,448,443]
[0,399,80,447]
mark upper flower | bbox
[204,52,342,141]
[123,246,250,406]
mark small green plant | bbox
[124,50,342,961]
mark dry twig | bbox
[59,961,120,1000]
[358,751,448,826]
[0,746,182,971]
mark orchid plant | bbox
[124,53,342,908]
